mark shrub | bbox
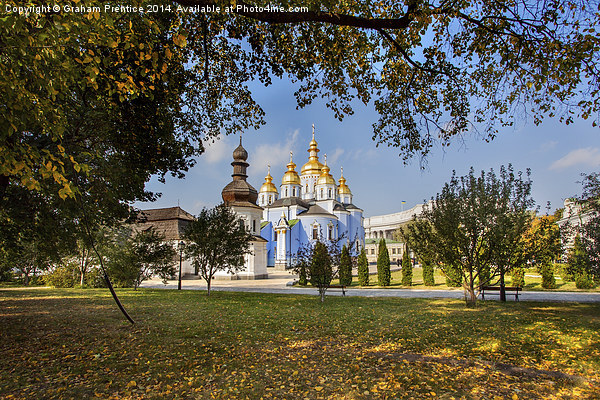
[540,263,557,289]
[444,264,463,287]
[338,245,352,286]
[575,273,596,289]
[422,260,435,286]
[511,266,525,287]
[357,248,369,286]
[377,239,391,286]
[554,263,574,282]
[44,264,77,288]
[401,247,412,286]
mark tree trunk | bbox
[464,283,477,307]
[499,267,506,302]
[206,277,212,296]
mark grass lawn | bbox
[1,288,599,399]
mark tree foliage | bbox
[357,248,369,286]
[170,0,600,162]
[377,239,391,286]
[422,260,435,286]
[183,204,252,295]
[338,244,352,286]
[401,245,412,286]
[404,165,534,306]
[311,241,334,303]
[3,0,599,201]
[576,173,600,279]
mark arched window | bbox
[285,187,288,197]
[328,224,333,240]
[268,195,272,204]
[312,225,319,240]
[252,220,256,233]
[292,187,296,197]
[320,188,323,198]
[328,188,332,198]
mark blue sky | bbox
[136,79,600,217]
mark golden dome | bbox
[259,165,278,194]
[301,124,324,176]
[282,152,301,185]
[316,154,336,186]
[338,167,352,195]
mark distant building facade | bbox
[363,204,424,264]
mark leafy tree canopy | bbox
[183,204,252,295]
[3,0,599,200]
[175,0,599,161]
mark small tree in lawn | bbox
[401,245,412,286]
[338,244,352,286]
[511,266,525,287]
[130,228,177,290]
[311,240,334,302]
[183,204,252,296]
[377,239,391,286]
[357,248,369,286]
[422,260,435,286]
[567,236,596,289]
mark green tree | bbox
[377,239,391,286]
[511,266,525,288]
[4,0,599,199]
[422,260,435,286]
[404,165,534,306]
[357,248,369,286]
[444,264,463,287]
[310,241,334,303]
[338,244,352,286]
[183,205,252,295]
[576,173,600,281]
[401,246,412,286]
[567,235,595,288]
[540,263,557,289]
[129,228,177,290]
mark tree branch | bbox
[173,0,417,30]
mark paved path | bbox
[140,272,600,303]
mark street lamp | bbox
[178,240,184,290]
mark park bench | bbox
[326,285,347,296]
[481,286,521,301]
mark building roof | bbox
[137,207,194,222]
[300,204,338,218]
[268,197,311,209]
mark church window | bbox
[292,187,296,197]
[320,188,323,198]
[274,230,278,241]
[328,225,333,240]
[328,188,332,198]
[312,225,319,240]
[371,248,375,255]
[268,195,272,204]
[285,188,288,197]
[392,248,396,254]
[252,220,256,233]
[306,184,309,192]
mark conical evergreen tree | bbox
[357,248,369,286]
[401,245,412,286]
[377,239,391,286]
[338,244,352,286]
[422,260,435,286]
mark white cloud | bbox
[325,148,345,166]
[249,129,300,173]
[202,136,230,164]
[539,141,558,152]
[549,147,600,170]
